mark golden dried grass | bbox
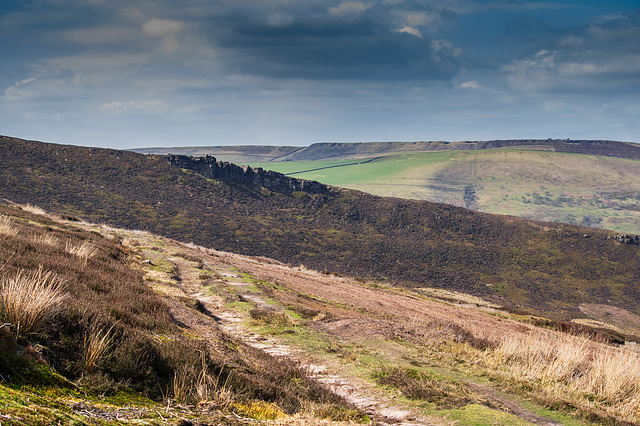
[21,203,47,216]
[488,329,640,423]
[0,266,67,337]
[0,215,18,237]
[82,322,116,373]
[172,351,232,407]
[65,239,98,266]
[30,233,59,247]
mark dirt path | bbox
[166,254,441,425]
[133,238,563,426]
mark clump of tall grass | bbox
[31,233,59,247]
[487,329,640,423]
[65,239,98,266]
[21,204,47,216]
[172,351,232,407]
[0,215,19,237]
[82,322,116,373]
[0,266,68,337]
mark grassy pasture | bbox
[250,150,640,234]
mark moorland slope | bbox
[4,204,640,424]
[249,150,640,234]
[2,136,640,323]
[136,139,640,234]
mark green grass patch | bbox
[439,403,535,426]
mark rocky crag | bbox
[166,154,332,194]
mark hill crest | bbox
[132,139,640,163]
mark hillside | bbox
[135,139,640,234]
[2,203,640,425]
[2,136,640,324]
[0,204,366,425]
[249,150,640,234]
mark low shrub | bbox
[375,367,471,408]
[250,308,298,327]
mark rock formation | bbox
[166,155,332,195]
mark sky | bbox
[1,0,639,149]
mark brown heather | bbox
[0,204,364,423]
[2,136,640,321]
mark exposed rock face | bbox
[166,155,332,195]
[617,234,640,245]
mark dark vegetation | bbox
[2,136,640,320]
[375,368,471,409]
[0,205,361,420]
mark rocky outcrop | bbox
[616,234,640,245]
[166,155,332,195]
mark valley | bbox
[136,139,640,234]
[3,136,640,424]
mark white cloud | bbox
[392,10,445,34]
[3,77,72,103]
[142,19,184,37]
[101,100,169,114]
[430,39,463,60]
[56,26,139,44]
[267,13,294,27]
[3,78,37,101]
[45,53,150,71]
[403,11,431,27]
[558,34,583,47]
[505,47,640,93]
[503,50,558,91]
[558,54,640,78]
[329,2,369,16]
[543,100,567,112]
[458,80,482,89]
[395,26,422,38]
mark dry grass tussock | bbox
[31,233,59,247]
[65,239,98,266]
[82,322,116,373]
[488,329,640,423]
[172,351,232,407]
[0,266,68,337]
[20,203,47,216]
[0,214,19,237]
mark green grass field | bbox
[250,150,640,234]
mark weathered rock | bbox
[166,155,332,195]
[617,234,640,245]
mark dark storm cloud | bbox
[206,2,464,81]
[1,0,639,148]
[504,8,640,94]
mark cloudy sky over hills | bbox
[1,0,638,148]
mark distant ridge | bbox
[132,139,640,163]
[132,145,302,163]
